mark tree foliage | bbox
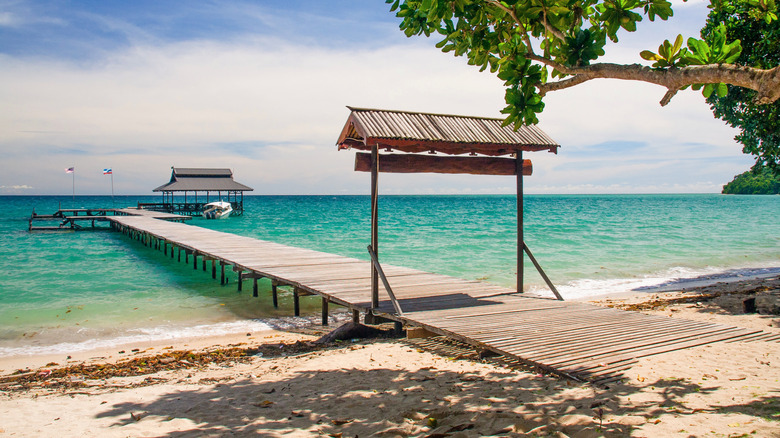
[703,0,780,172]
[387,0,780,128]
[722,167,780,194]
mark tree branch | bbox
[484,0,565,41]
[537,74,594,96]
[533,62,780,105]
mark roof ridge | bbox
[346,106,507,123]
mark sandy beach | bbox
[1,277,778,437]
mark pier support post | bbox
[370,143,379,309]
[271,281,279,308]
[352,309,360,324]
[293,288,300,317]
[212,260,217,279]
[193,252,198,270]
[170,244,175,259]
[321,297,329,326]
[517,149,524,293]
[164,242,168,256]
[178,248,181,262]
[253,277,258,297]
[394,321,403,336]
[237,271,243,291]
[202,258,207,272]
[220,261,226,285]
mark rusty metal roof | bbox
[337,107,559,156]
[153,167,253,192]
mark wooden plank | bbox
[105,213,772,384]
[354,152,532,176]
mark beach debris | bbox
[331,418,353,426]
[0,340,330,392]
[253,400,274,408]
[315,322,398,344]
[599,277,779,314]
[446,423,474,432]
[130,412,144,422]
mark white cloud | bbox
[0,1,754,195]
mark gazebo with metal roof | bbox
[336,107,562,314]
[145,167,253,216]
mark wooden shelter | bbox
[336,107,562,310]
[145,167,253,216]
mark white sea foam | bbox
[0,313,354,358]
[528,264,780,301]
[0,319,276,358]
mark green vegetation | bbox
[722,167,780,194]
[387,0,779,165]
[703,0,780,172]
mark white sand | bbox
[1,280,778,437]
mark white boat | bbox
[202,201,233,219]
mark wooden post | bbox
[237,271,243,291]
[193,252,198,270]
[293,289,300,317]
[220,261,226,284]
[202,258,207,272]
[271,281,279,308]
[352,309,360,323]
[212,260,217,279]
[164,241,167,256]
[321,297,329,326]
[524,242,564,300]
[516,149,524,294]
[178,248,181,262]
[253,277,258,297]
[370,143,379,309]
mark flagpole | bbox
[72,168,75,202]
[111,172,115,206]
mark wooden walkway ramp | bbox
[108,215,771,383]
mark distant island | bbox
[722,167,780,194]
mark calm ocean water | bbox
[1,194,778,357]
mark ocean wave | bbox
[0,319,276,358]
[528,264,780,300]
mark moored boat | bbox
[202,201,232,219]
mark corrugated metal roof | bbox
[153,167,253,192]
[173,168,233,177]
[337,107,559,155]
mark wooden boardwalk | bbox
[108,214,775,383]
[29,207,188,231]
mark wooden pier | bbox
[106,213,776,383]
[29,207,189,231]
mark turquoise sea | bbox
[1,194,778,357]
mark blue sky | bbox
[0,0,754,195]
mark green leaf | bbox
[640,50,661,61]
[715,82,728,97]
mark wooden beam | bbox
[340,137,557,155]
[355,152,532,176]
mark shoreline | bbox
[0,277,778,436]
[2,270,778,372]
